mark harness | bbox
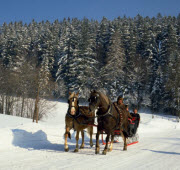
[97,103,112,118]
[66,107,81,128]
[67,107,81,119]
[67,106,96,127]
[96,102,119,130]
[113,102,123,126]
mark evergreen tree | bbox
[101,28,126,99]
[151,66,165,111]
[75,18,99,98]
[159,24,179,111]
[96,17,111,67]
[56,18,80,96]
[0,15,179,115]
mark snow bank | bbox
[0,101,180,170]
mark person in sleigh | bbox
[127,107,140,143]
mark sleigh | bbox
[101,115,140,146]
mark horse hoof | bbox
[90,144,94,147]
[74,149,79,152]
[65,148,69,152]
[123,147,127,151]
[95,150,99,154]
[80,146,84,149]
[102,151,107,155]
[108,148,112,152]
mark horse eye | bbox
[92,96,97,101]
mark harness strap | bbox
[113,102,123,126]
[67,108,96,126]
[97,103,119,130]
[67,107,81,119]
[97,103,112,118]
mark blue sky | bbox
[0,0,179,25]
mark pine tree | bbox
[56,18,80,96]
[101,28,126,99]
[96,17,111,67]
[151,66,165,111]
[0,15,179,114]
[160,24,179,112]
[75,18,99,98]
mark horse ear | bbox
[69,91,72,95]
[76,92,79,96]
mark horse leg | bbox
[102,133,110,155]
[95,131,100,154]
[74,130,79,152]
[64,126,70,152]
[80,130,84,149]
[120,131,127,151]
[89,126,93,147]
[108,134,114,152]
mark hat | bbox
[117,96,123,101]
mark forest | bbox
[0,13,179,119]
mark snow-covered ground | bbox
[0,101,180,170]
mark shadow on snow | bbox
[11,129,95,152]
[11,129,69,152]
[143,149,180,155]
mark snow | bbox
[0,101,180,170]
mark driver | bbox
[117,96,132,119]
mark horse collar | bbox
[97,103,112,118]
[67,107,81,118]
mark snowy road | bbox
[0,101,180,170]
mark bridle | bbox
[88,93,101,112]
[68,97,79,117]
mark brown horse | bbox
[88,90,129,155]
[64,92,95,152]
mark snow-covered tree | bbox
[101,28,126,99]
[56,18,80,95]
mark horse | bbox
[64,92,95,152]
[88,90,129,155]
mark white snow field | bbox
[0,101,180,170]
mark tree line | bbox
[0,13,180,119]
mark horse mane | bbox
[98,91,111,105]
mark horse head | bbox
[68,92,79,116]
[88,90,110,114]
[88,90,101,113]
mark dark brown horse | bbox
[64,92,95,152]
[88,90,129,155]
